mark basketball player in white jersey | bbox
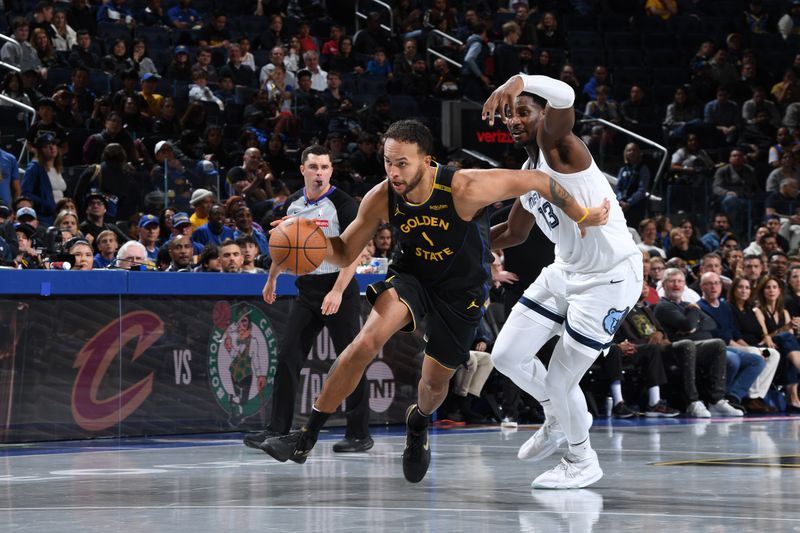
[482,74,643,489]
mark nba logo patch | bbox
[603,307,629,335]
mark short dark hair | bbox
[235,234,257,247]
[301,144,331,164]
[520,91,547,109]
[199,244,219,266]
[220,238,238,249]
[384,120,434,156]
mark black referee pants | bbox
[268,274,370,438]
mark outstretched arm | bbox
[453,167,609,227]
[482,74,575,142]
[326,182,387,267]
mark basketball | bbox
[269,217,328,275]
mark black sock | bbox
[407,405,431,432]
[304,407,331,438]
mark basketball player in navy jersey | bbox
[260,120,610,483]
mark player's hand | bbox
[578,198,610,237]
[257,376,266,390]
[492,269,519,288]
[262,276,277,304]
[321,289,342,315]
[481,75,524,126]
[268,215,295,234]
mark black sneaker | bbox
[402,405,431,483]
[243,429,282,449]
[260,430,313,464]
[332,436,375,453]
[644,400,680,418]
[611,401,637,419]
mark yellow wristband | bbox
[576,207,589,224]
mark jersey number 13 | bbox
[538,201,559,229]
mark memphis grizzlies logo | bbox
[603,307,630,335]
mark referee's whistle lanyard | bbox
[303,185,336,207]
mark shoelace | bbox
[554,458,579,479]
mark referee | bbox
[244,145,372,453]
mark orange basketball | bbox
[269,217,328,275]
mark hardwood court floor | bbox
[1,416,798,532]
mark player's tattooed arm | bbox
[548,177,570,210]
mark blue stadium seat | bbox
[568,31,603,50]
[564,14,598,32]
[569,48,606,68]
[613,66,651,88]
[47,67,73,87]
[641,32,677,51]
[668,16,702,35]
[135,26,171,51]
[88,69,111,95]
[389,95,421,118]
[603,32,638,49]
[357,76,387,96]
[606,48,644,68]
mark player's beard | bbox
[398,162,427,197]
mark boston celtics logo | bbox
[208,302,278,425]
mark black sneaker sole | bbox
[260,440,307,464]
[402,436,430,483]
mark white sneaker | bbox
[709,399,744,417]
[518,419,567,462]
[531,450,603,489]
[501,417,518,428]
[686,400,711,418]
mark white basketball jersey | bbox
[519,150,641,274]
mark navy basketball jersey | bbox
[388,164,492,290]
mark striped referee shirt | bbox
[283,185,358,275]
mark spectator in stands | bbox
[138,0,167,26]
[350,133,383,185]
[103,39,134,76]
[328,36,363,75]
[1,18,42,74]
[51,8,76,52]
[778,0,800,39]
[393,38,420,82]
[785,265,800,314]
[30,28,60,70]
[236,233,265,274]
[69,67,94,120]
[654,267,742,416]
[192,47,218,83]
[0,142,20,208]
[116,240,147,270]
[233,206,268,256]
[21,133,64,226]
[743,87,782,129]
[260,47,296,88]
[14,223,42,269]
[768,128,797,168]
[363,95,393,136]
[740,0,772,34]
[55,209,80,240]
[0,71,33,109]
[139,73,163,117]
[318,70,347,114]
[666,226,705,267]
[97,0,135,28]
[615,142,650,226]
[530,49,559,79]
[582,85,619,153]
[152,96,180,139]
[302,51,327,92]
[354,11,395,56]
[557,64,581,106]
[393,0,423,38]
[164,46,192,82]
[645,0,677,20]
[461,21,492,102]
[768,250,790,279]
[372,223,395,260]
[258,14,286,52]
[65,236,93,270]
[492,22,522,88]
[188,188,213,230]
[723,245,745,280]
[753,275,800,412]
[701,213,733,252]
[164,211,202,255]
[785,102,800,130]
[401,59,432,97]
[152,141,192,211]
[740,109,777,157]
[92,229,118,268]
[431,58,459,99]
[582,65,610,102]
[137,214,160,261]
[713,148,760,235]
[670,133,715,191]
[79,190,127,244]
[82,112,136,165]
[535,11,566,49]
[196,244,221,272]
[240,41,258,71]
[708,48,738,90]
[766,151,800,194]
[607,281,681,417]
[220,44,255,88]
[68,0,96,36]
[219,238,243,272]
[772,69,798,107]
[198,13,231,49]
[705,86,740,145]
[167,0,201,31]
[699,271,767,413]
[192,204,233,247]
[26,99,68,160]
[189,71,224,110]
[67,30,100,70]
[621,84,656,133]
[51,85,82,128]
[164,235,193,271]
[663,86,701,140]
[638,217,666,258]
[764,182,799,251]
[365,48,392,79]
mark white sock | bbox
[648,386,660,407]
[610,381,623,405]
[568,436,593,460]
